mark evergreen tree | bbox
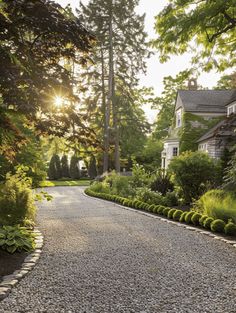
[88,155,98,179]
[78,0,149,172]
[70,155,80,179]
[54,155,62,180]
[61,155,70,178]
[48,155,57,180]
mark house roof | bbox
[197,114,236,143]
[177,90,236,113]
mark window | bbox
[227,105,234,116]
[176,109,182,128]
[173,147,178,156]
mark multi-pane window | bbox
[227,105,234,116]
[173,147,178,156]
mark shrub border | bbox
[0,228,44,301]
[84,189,236,249]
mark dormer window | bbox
[176,108,182,128]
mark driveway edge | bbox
[83,191,236,249]
[0,228,44,301]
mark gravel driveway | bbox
[1,186,236,313]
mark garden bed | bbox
[0,250,28,283]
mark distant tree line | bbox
[48,154,97,180]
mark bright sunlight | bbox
[54,96,64,107]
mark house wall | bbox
[162,140,179,169]
[198,138,229,159]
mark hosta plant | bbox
[0,225,36,254]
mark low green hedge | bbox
[85,188,236,237]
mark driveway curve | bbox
[0,186,236,313]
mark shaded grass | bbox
[39,180,91,187]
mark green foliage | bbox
[173,210,183,221]
[0,167,36,225]
[197,189,236,223]
[191,213,202,226]
[169,151,221,203]
[224,222,236,236]
[179,113,223,153]
[104,173,135,198]
[179,212,187,223]
[61,155,70,178]
[135,187,165,206]
[88,155,97,179]
[157,205,166,215]
[130,163,150,189]
[89,182,110,194]
[223,147,236,192]
[163,207,171,217]
[199,215,208,227]
[0,225,35,254]
[70,155,80,180]
[152,70,192,141]
[185,211,195,224]
[203,217,214,229]
[48,154,62,180]
[150,170,174,195]
[167,209,176,219]
[210,219,226,233]
[152,0,236,71]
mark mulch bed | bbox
[0,250,28,282]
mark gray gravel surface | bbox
[1,186,236,313]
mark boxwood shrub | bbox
[199,215,208,227]
[191,213,202,226]
[203,217,214,229]
[148,204,156,213]
[224,222,236,236]
[167,209,176,219]
[185,211,195,224]
[210,219,225,233]
[157,206,166,215]
[173,210,183,221]
[163,208,171,217]
[179,212,187,223]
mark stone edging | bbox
[0,228,44,301]
[83,191,236,250]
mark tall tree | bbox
[61,155,70,178]
[152,0,236,71]
[70,155,80,179]
[0,0,96,159]
[78,0,149,172]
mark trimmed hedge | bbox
[85,188,236,237]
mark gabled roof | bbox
[177,90,236,114]
[197,114,236,143]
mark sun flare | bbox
[54,96,64,107]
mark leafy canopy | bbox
[152,0,236,71]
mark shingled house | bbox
[161,85,236,170]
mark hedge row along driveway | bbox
[1,187,236,312]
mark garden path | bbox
[0,187,236,313]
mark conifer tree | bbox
[88,155,98,179]
[78,0,149,172]
[70,155,80,179]
[48,154,61,180]
[61,155,70,178]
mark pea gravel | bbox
[1,186,236,313]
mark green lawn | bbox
[39,180,92,187]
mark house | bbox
[161,82,236,169]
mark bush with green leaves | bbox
[163,207,171,217]
[61,155,70,178]
[179,212,187,223]
[157,205,166,215]
[87,155,97,179]
[135,187,165,205]
[130,163,150,189]
[185,211,195,224]
[150,169,174,195]
[169,151,221,204]
[104,172,135,198]
[70,155,80,179]
[0,168,36,225]
[0,225,35,254]
[199,215,208,227]
[210,219,226,233]
[167,209,176,219]
[191,213,202,226]
[48,154,62,180]
[203,217,214,229]
[224,222,236,236]
[173,210,183,221]
[89,181,111,194]
[197,189,236,223]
